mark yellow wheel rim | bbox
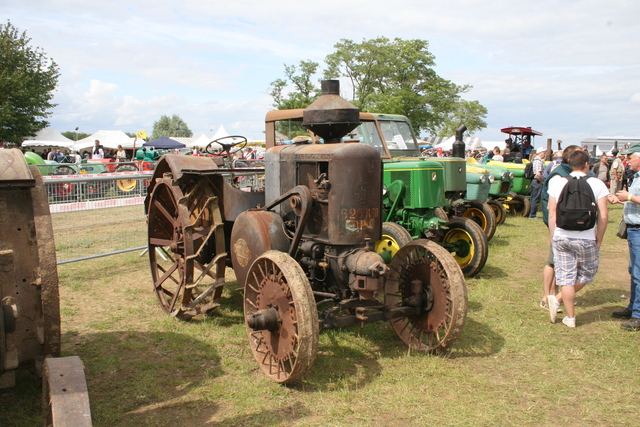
[462,207,487,231]
[375,234,403,263]
[444,229,474,267]
[117,178,136,192]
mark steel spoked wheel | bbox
[244,251,319,384]
[147,179,225,320]
[462,200,497,241]
[375,222,414,264]
[487,200,507,225]
[508,194,531,217]
[442,217,488,278]
[386,239,467,353]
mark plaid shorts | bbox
[552,237,600,287]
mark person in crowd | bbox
[546,149,609,328]
[492,147,504,162]
[92,140,104,159]
[47,148,57,161]
[592,154,609,185]
[539,145,581,311]
[82,151,90,160]
[502,147,515,162]
[116,145,126,161]
[609,144,640,331]
[609,152,624,194]
[528,147,546,219]
[543,150,562,181]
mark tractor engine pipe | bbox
[452,125,467,158]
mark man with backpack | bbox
[546,150,609,328]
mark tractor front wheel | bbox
[375,222,414,264]
[508,194,531,217]
[441,217,488,278]
[244,251,319,384]
[385,239,467,353]
[487,200,507,225]
[462,200,497,241]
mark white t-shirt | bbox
[547,171,608,240]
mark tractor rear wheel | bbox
[386,239,467,353]
[244,251,319,384]
[487,200,507,225]
[441,217,488,278]
[462,200,497,241]
[375,222,413,264]
[147,179,226,320]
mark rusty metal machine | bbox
[146,80,468,384]
[0,149,91,426]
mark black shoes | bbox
[612,308,633,319]
[621,317,640,331]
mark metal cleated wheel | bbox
[487,200,507,225]
[244,251,319,384]
[462,200,497,241]
[441,217,488,278]
[375,222,414,264]
[507,194,531,217]
[147,178,226,320]
[386,239,467,353]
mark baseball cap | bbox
[537,146,547,153]
[622,143,640,155]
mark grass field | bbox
[2,204,639,426]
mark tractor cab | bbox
[501,126,543,160]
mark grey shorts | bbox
[552,237,600,287]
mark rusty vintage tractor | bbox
[0,149,91,426]
[145,80,468,384]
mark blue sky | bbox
[4,0,639,145]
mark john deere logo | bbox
[355,182,373,205]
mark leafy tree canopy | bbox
[269,37,487,136]
[151,114,192,140]
[0,21,60,144]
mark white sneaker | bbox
[562,316,576,328]
[548,295,560,323]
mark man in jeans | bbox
[529,147,547,219]
[609,144,640,331]
[547,150,609,327]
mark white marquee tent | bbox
[73,130,138,151]
[21,128,75,149]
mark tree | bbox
[61,130,90,141]
[323,37,485,136]
[269,60,320,110]
[268,37,487,137]
[0,21,60,144]
[151,114,192,140]
[436,100,488,137]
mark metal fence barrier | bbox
[44,172,153,264]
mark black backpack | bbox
[524,162,535,180]
[555,176,597,231]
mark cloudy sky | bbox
[4,0,639,145]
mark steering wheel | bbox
[206,135,248,156]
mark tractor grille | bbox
[500,181,510,193]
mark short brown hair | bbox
[568,149,590,171]
[562,145,581,163]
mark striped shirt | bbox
[624,172,640,225]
